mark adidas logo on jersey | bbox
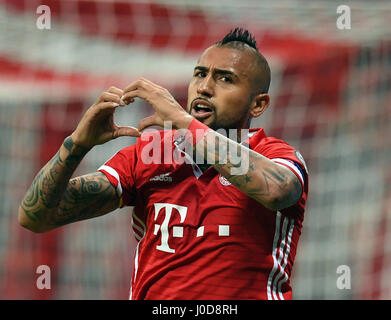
[150,173,173,182]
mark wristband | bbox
[184,119,212,146]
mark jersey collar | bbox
[172,127,266,179]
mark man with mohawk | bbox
[19,28,308,300]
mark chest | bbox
[135,164,268,242]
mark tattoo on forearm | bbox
[197,132,301,208]
[63,136,74,152]
[21,136,91,224]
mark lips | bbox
[191,98,214,120]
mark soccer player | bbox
[18,28,308,300]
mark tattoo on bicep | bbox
[216,154,289,200]
[204,133,293,203]
[292,174,303,200]
[263,167,289,190]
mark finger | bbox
[113,125,141,138]
[107,86,123,97]
[94,101,120,113]
[121,96,135,105]
[138,115,161,132]
[138,77,161,89]
[97,92,123,105]
[122,78,159,101]
[122,78,163,104]
[107,87,126,105]
[123,78,146,94]
[122,89,145,104]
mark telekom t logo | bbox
[153,203,188,253]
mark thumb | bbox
[138,114,161,132]
[114,125,141,138]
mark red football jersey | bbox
[98,127,309,300]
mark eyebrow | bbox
[194,66,238,79]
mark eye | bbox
[220,76,233,83]
[194,71,206,78]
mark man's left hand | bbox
[121,77,194,132]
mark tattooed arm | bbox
[18,137,119,233]
[195,131,303,211]
[18,86,140,233]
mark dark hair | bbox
[217,27,258,50]
[215,27,271,93]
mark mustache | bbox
[190,97,215,110]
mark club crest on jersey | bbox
[219,174,232,186]
[294,150,308,173]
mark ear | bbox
[249,93,270,118]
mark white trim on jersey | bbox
[132,222,144,235]
[129,212,147,300]
[247,131,257,139]
[267,212,294,300]
[267,211,282,300]
[98,165,123,197]
[130,237,143,300]
[273,217,289,300]
[132,225,143,240]
[132,210,146,241]
[133,231,142,242]
[274,217,294,300]
[271,158,305,186]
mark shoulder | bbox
[248,128,291,152]
[249,128,309,176]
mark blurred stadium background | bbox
[0,0,390,299]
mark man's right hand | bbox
[71,86,141,149]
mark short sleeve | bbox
[97,144,137,207]
[253,137,309,192]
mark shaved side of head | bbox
[214,28,271,95]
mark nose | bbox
[197,74,214,97]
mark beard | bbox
[207,114,249,132]
[186,103,250,132]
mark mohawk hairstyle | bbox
[217,27,258,51]
[215,27,271,94]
